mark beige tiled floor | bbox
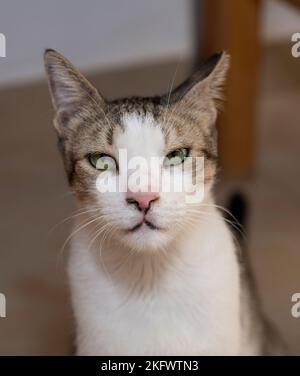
[219,44,300,355]
[249,44,300,354]
[0,45,299,355]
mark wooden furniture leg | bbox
[202,0,261,178]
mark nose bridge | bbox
[127,155,161,194]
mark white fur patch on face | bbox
[117,113,165,161]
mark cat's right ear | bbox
[44,49,105,133]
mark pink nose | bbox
[126,191,160,211]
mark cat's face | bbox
[44,50,229,252]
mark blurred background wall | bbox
[0,0,194,86]
[0,0,299,355]
[1,0,299,87]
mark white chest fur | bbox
[68,210,241,356]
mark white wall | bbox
[2,0,297,88]
[0,0,194,87]
[261,0,300,43]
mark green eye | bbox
[164,148,189,167]
[88,154,116,171]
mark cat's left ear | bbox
[44,49,105,132]
[166,52,230,108]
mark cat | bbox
[44,49,284,355]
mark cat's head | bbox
[44,49,229,252]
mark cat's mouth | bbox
[128,219,162,232]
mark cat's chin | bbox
[121,224,171,252]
